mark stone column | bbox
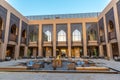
[67,23,71,58]
[103,16,113,59]
[15,45,19,59]
[38,24,43,57]
[0,44,5,60]
[33,48,37,57]
[113,4,120,57]
[83,22,87,57]
[53,23,56,57]
[24,46,28,57]
[14,19,22,59]
[1,11,11,60]
[99,45,104,57]
[107,43,113,59]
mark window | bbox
[72,29,81,41]
[58,30,66,41]
[22,30,26,38]
[89,30,97,40]
[0,17,3,30]
[44,30,51,41]
[11,24,17,35]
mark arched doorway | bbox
[10,24,17,41]
[0,17,3,38]
[88,29,97,41]
[108,20,116,40]
[58,30,66,42]
[100,29,105,42]
[21,30,26,43]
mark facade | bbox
[0,0,120,60]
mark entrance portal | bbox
[56,47,68,58]
[112,43,119,58]
[43,47,53,57]
[71,47,83,58]
[28,47,38,58]
[87,46,99,57]
[103,45,107,57]
[19,46,25,58]
[6,45,15,59]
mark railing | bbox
[26,12,100,20]
[43,41,52,44]
[21,37,26,44]
[10,34,16,41]
[0,30,2,38]
[100,35,105,42]
[108,32,116,40]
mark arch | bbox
[88,29,97,40]
[58,30,66,41]
[108,20,114,32]
[22,30,26,38]
[72,29,81,41]
[0,17,3,30]
[11,24,17,35]
[45,30,51,41]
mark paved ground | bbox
[0,59,119,80]
[90,59,120,71]
[0,72,119,80]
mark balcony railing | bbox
[10,34,16,42]
[21,37,26,44]
[0,30,2,39]
[108,32,116,40]
[100,35,105,42]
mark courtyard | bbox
[0,59,119,80]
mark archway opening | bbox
[0,17,3,38]
[88,29,97,41]
[21,30,26,43]
[58,30,66,42]
[108,20,116,40]
[72,29,81,41]
[10,24,17,41]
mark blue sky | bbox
[5,0,111,16]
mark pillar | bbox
[99,45,104,57]
[24,46,28,57]
[33,48,37,57]
[38,24,43,57]
[15,45,19,59]
[1,11,11,60]
[113,3,120,57]
[53,23,56,57]
[68,23,71,58]
[0,43,5,60]
[83,22,87,57]
[103,15,113,59]
[14,19,22,59]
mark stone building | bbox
[0,0,120,60]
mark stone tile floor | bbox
[0,59,119,80]
[0,72,119,80]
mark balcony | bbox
[57,41,67,46]
[108,32,116,40]
[0,30,2,39]
[100,35,105,42]
[21,37,26,44]
[43,41,52,46]
[72,41,82,46]
[9,34,16,42]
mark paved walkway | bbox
[0,59,120,71]
[0,59,119,80]
[90,59,120,71]
[0,72,119,80]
